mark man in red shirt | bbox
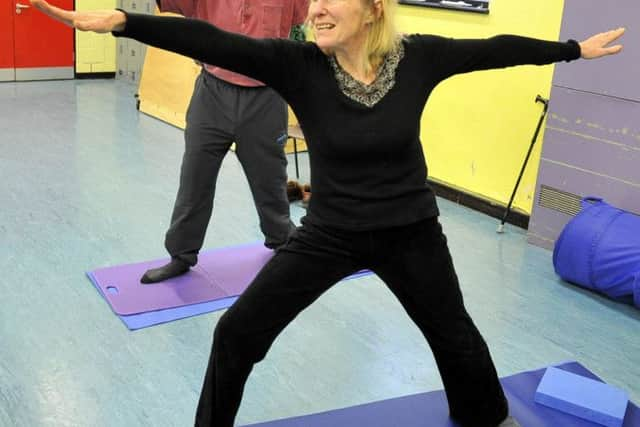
[141,0,309,283]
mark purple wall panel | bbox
[527,0,640,249]
[554,0,640,102]
[542,88,640,183]
[527,87,640,248]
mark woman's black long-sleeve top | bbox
[115,13,580,230]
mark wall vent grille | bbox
[538,185,582,216]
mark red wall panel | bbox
[0,0,15,69]
[14,0,74,68]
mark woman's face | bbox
[308,0,376,54]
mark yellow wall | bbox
[75,0,117,73]
[397,0,565,213]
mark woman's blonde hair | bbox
[362,0,398,76]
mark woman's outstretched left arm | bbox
[433,28,625,80]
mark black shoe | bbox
[264,240,286,250]
[140,258,190,284]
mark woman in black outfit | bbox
[31,0,624,425]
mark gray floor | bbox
[0,79,638,427]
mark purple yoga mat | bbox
[242,361,639,427]
[87,268,240,330]
[89,242,375,321]
[87,268,372,330]
[90,243,274,315]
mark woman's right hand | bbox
[30,0,126,33]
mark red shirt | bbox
[160,0,308,86]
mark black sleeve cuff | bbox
[111,9,128,37]
[566,39,582,61]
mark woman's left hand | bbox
[579,28,625,59]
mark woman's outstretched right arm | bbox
[30,0,304,93]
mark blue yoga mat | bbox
[242,361,639,427]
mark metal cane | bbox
[497,95,549,233]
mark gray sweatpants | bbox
[165,70,295,265]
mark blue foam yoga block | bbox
[534,366,629,427]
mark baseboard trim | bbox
[75,72,116,79]
[427,179,530,230]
